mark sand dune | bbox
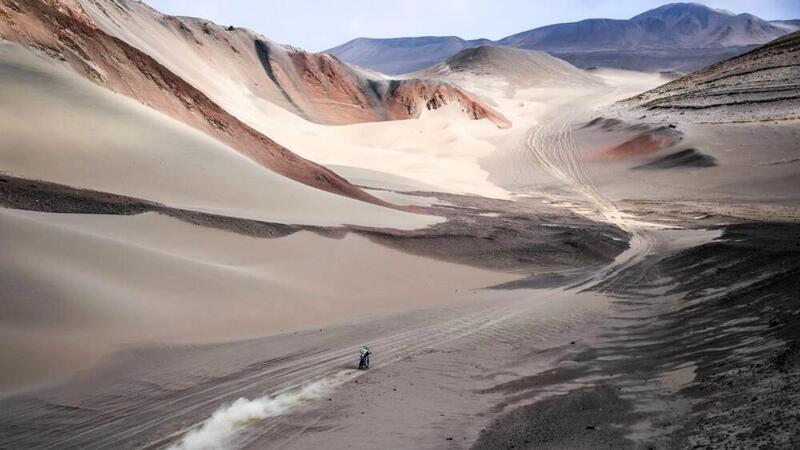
[0,0,515,206]
[251,56,666,199]
[2,2,799,448]
[0,9,668,396]
[250,101,513,198]
[0,42,440,229]
[73,0,508,129]
[412,45,601,90]
[0,208,518,390]
[0,0,384,199]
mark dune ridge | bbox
[73,0,509,128]
[0,0,384,202]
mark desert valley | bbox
[0,1,799,448]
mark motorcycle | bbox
[358,346,371,370]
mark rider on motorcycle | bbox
[359,345,371,370]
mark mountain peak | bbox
[633,2,734,21]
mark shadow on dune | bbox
[633,148,717,170]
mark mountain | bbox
[75,1,507,128]
[0,0,508,212]
[501,3,791,50]
[0,0,378,201]
[326,36,492,75]
[500,3,800,72]
[329,3,800,74]
[0,40,435,228]
[414,45,600,88]
[775,20,800,27]
[622,31,800,122]
[72,1,507,128]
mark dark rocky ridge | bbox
[622,30,800,122]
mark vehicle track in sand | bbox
[525,108,659,290]
[176,110,664,450]
[227,86,727,449]
[151,101,662,450]
[2,287,585,450]
[234,289,603,450]
[516,108,732,446]
[0,91,675,450]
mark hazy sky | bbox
[146,0,800,51]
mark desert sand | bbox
[1,1,800,449]
[0,42,439,229]
[0,208,519,390]
[77,0,508,128]
[242,59,670,201]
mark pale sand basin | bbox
[0,42,440,230]
[0,209,520,390]
[244,69,666,203]
[257,102,512,199]
[71,1,667,203]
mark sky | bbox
[146,0,800,51]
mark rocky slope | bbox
[74,0,508,128]
[0,0,508,205]
[0,0,378,201]
[622,31,800,122]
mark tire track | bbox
[160,108,659,450]
[20,293,548,450]
[525,110,659,291]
